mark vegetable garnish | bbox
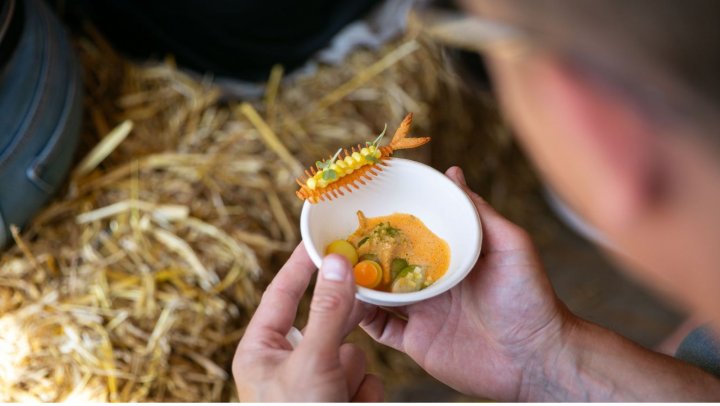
[343,211,450,293]
[295,113,431,203]
[325,239,358,265]
[390,258,409,280]
[353,260,383,289]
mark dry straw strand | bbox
[0,24,537,402]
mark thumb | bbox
[446,166,530,252]
[298,254,356,359]
[446,165,467,186]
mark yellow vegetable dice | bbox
[325,240,358,265]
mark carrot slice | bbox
[353,260,383,289]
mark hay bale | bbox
[0,23,541,401]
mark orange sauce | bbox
[348,212,450,292]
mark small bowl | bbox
[300,158,482,307]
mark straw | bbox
[0,22,544,402]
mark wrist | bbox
[517,308,588,402]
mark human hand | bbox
[233,244,383,402]
[361,167,574,401]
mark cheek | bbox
[491,63,598,220]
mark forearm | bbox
[520,319,720,401]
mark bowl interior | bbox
[300,158,482,306]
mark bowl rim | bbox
[300,158,482,306]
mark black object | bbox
[0,0,83,247]
[78,0,382,81]
[0,0,24,70]
[449,49,493,93]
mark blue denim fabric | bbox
[0,0,83,247]
[676,326,720,377]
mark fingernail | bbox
[321,255,349,281]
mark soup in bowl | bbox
[300,158,482,307]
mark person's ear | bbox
[525,58,665,231]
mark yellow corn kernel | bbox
[336,160,347,169]
[306,177,317,190]
[361,147,370,156]
[352,152,362,162]
[374,150,382,158]
[329,164,343,177]
[368,145,376,153]
[344,156,354,166]
[318,178,328,188]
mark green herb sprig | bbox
[367,124,388,148]
[365,124,387,163]
[315,148,343,181]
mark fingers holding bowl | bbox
[445,166,533,253]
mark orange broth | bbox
[347,211,450,292]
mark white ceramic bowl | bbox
[300,158,482,306]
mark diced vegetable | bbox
[396,266,414,279]
[390,258,409,280]
[307,146,383,191]
[391,266,427,293]
[353,260,383,289]
[325,240,358,265]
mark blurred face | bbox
[462,0,720,322]
[457,2,630,229]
